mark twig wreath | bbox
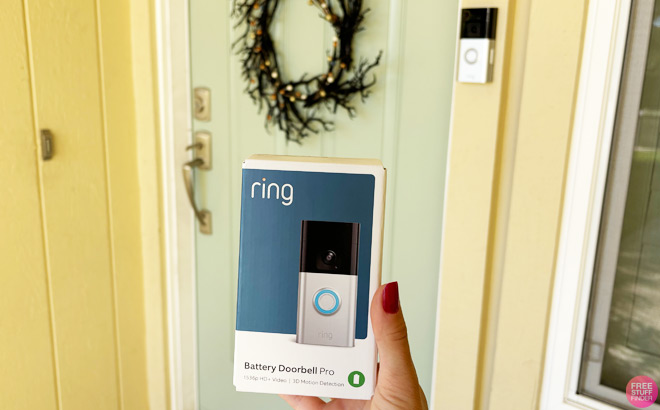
[232,0,382,142]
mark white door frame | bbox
[154,0,198,408]
[539,0,639,409]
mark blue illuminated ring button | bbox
[314,289,340,315]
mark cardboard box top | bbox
[245,154,384,168]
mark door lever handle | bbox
[183,158,212,234]
[182,131,212,235]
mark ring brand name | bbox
[251,179,293,206]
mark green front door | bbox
[189,0,458,408]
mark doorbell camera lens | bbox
[460,8,497,39]
[322,250,337,265]
[300,220,359,275]
[467,22,483,37]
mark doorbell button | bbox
[314,289,340,315]
[464,48,478,64]
[318,293,335,310]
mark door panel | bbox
[0,3,58,409]
[190,1,458,408]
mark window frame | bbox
[539,0,639,408]
[579,0,660,406]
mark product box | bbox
[233,154,386,400]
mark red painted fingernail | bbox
[382,282,399,314]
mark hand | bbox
[280,282,428,410]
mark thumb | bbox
[370,281,418,383]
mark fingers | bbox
[370,282,417,381]
[281,283,425,410]
[279,394,326,410]
[370,282,427,410]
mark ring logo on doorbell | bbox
[458,8,498,84]
[296,220,359,347]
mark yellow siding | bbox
[128,0,171,407]
[1,0,150,409]
[432,0,589,409]
[432,0,515,407]
[97,0,150,408]
[26,0,120,405]
[0,2,59,408]
[486,0,588,407]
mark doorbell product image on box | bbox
[457,8,498,83]
[297,220,360,347]
[233,155,386,400]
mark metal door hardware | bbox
[194,87,211,121]
[40,129,54,160]
[188,131,211,170]
[182,131,212,234]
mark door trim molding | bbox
[540,0,632,408]
[154,0,198,408]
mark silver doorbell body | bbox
[296,220,359,347]
[458,8,498,84]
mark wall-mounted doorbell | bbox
[296,220,360,347]
[458,8,498,84]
